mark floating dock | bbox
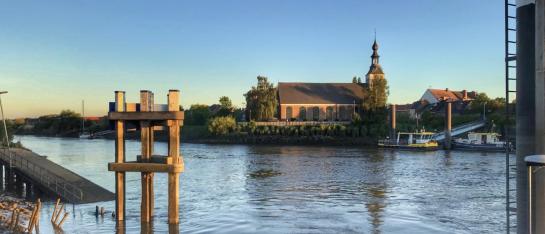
[0,148,114,203]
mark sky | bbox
[0,0,504,118]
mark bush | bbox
[207,116,236,136]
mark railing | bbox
[238,121,351,127]
[0,149,83,203]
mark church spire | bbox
[371,39,380,65]
[366,38,384,76]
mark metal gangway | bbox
[431,119,487,142]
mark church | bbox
[277,40,386,121]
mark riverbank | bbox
[17,124,380,146]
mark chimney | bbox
[462,90,468,100]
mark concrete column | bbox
[517,1,537,232]
[533,0,545,233]
[444,102,452,150]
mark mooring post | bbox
[167,89,181,224]
[140,90,154,223]
[444,101,452,150]
[390,104,396,139]
[114,91,126,221]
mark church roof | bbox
[278,82,365,105]
[367,64,384,75]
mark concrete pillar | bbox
[517,1,537,233]
[390,104,396,139]
[444,102,452,150]
[533,0,545,233]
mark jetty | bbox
[0,148,114,203]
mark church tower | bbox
[365,39,385,87]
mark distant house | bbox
[276,39,386,122]
[410,88,478,117]
[420,88,477,104]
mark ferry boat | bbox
[378,132,439,150]
[452,132,509,152]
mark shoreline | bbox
[15,132,379,147]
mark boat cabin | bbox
[456,132,502,145]
[396,132,435,145]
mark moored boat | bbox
[378,132,439,150]
[452,132,510,152]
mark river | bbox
[10,135,507,233]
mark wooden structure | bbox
[107,90,184,224]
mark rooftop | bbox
[278,82,365,105]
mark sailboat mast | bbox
[81,100,85,133]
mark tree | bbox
[352,76,358,83]
[357,77,362,84]
[244,76,278,121]
[216,96,234,117]
[363,78,389,111]
[469,92,491,112]
[185,104,210,125]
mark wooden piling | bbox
[140,90,154,223]
[108,89,184,227]
[51,198,60,222]
[115,91,126,222]
[57,212,69,228]
[167,90,180,224]
[28,199,41,233]
[444,101,452,150]
[390,104,396,139]
[53,203,64,224]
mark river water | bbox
[11,135,507,233]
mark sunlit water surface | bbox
[11,135,507,233]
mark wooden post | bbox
[115,91,126,221]
[167,90,180,224]
[140,90,153,223]
[444,101,452,150]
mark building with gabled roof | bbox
[277,39,386,121]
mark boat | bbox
[452,132,510,152]
[79,100,92,139]
[378,132,439,150]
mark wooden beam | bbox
[108,162,184,173]
[114,91,126,222]
[108,111,184,121]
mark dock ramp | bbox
[432,119,487,142]
[0,148,114,204]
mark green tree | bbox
[352,76,358,83]
[244,76,278,121]
[363,78,389,111]
[216,96,235,117]
[208,116,236,135]
[185,104,210,125]
[469,92,491,113]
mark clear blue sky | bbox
[0,0,504,118]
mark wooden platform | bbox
[0,148,115,204]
